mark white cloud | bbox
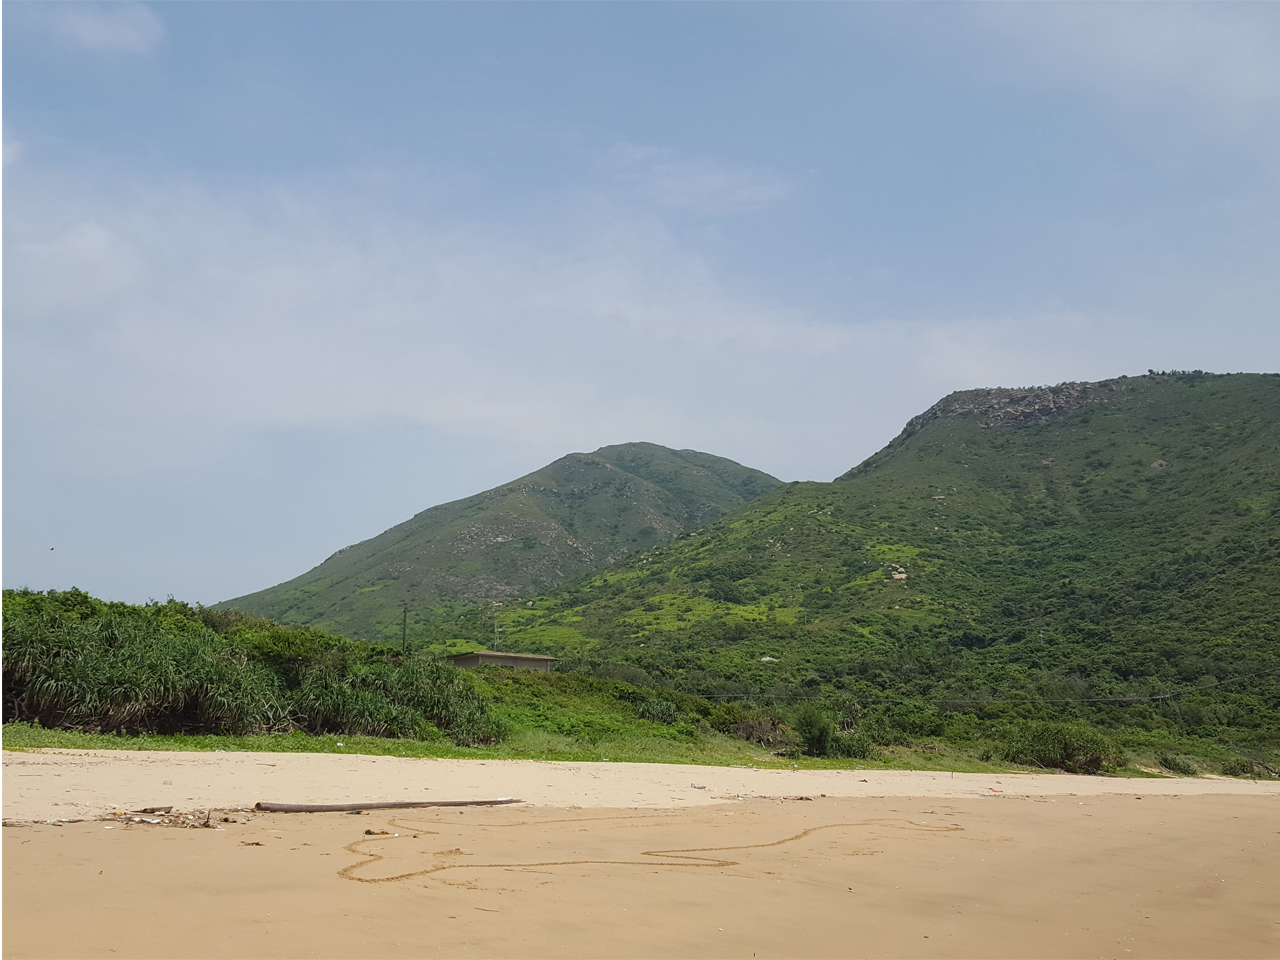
[602,144,793,215]
[4,136,25,166]
[4,169,835,478]
[11,162,1261,501]
[29,2,164,54]
[977,4,1280,122]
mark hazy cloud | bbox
[4,136,25,166]
[602,145,794,215]
[978,4,1280,124]
[11,165,1256,484]
[26,2,164,54]
[5,170,832,472]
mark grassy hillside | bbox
[481,373,1280,765]
[221,443,780,639]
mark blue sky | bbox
[5,2,1279,604]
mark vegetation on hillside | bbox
[3,588,800,767]
[7,373,1277,778]
[220,442,780,638]
[3,582,1273,775]
[454,373,1280,773]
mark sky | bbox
[5,2,1280,605]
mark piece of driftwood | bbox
[254,798,522,813]
[132,806,174,814]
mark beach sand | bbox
[5,750,1279,958]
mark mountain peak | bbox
[219,443,780,636]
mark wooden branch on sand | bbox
[254,798,522,813]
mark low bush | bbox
[1220,756,1262,778]
[1157,753,1197,776]
[999,721,1119,773]
[707,702,750,733]
[858,721,913,747]
[729,716,795,749]
[829,729,873,759]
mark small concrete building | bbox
[446,650,559,672]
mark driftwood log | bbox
[254,798,522,813]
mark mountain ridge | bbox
[220,442,781,636]
[838,375,1151,480]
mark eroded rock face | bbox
[903,380,1108,432]
[838,376,1140,481]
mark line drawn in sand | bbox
[337,818,963,884]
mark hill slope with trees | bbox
[482,373,1279,759]
[221,443,780,639]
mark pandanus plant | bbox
[3,594,503,745]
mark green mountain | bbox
[221,443,781,638]
[490,372,1280,740]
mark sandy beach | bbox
[5,750,1280,958]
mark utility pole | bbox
[402,605,408,655]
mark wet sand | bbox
[4,751,1280,958]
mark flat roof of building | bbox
[445,650,559,661]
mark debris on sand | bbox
[255,798,522,813]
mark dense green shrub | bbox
[707,702,749,732]
[829,729,873,759]
[592,662,652,686]
[858,720,914,747]
[1157,753,1197,776]
[1220,756,1261,778]
[999,721,1119,773]
[390,657,503,744]
[792,702,833,756]
[4,612,290,735]
[636,697,678,724]
[2,589,502,746]
[699,702,795,748]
